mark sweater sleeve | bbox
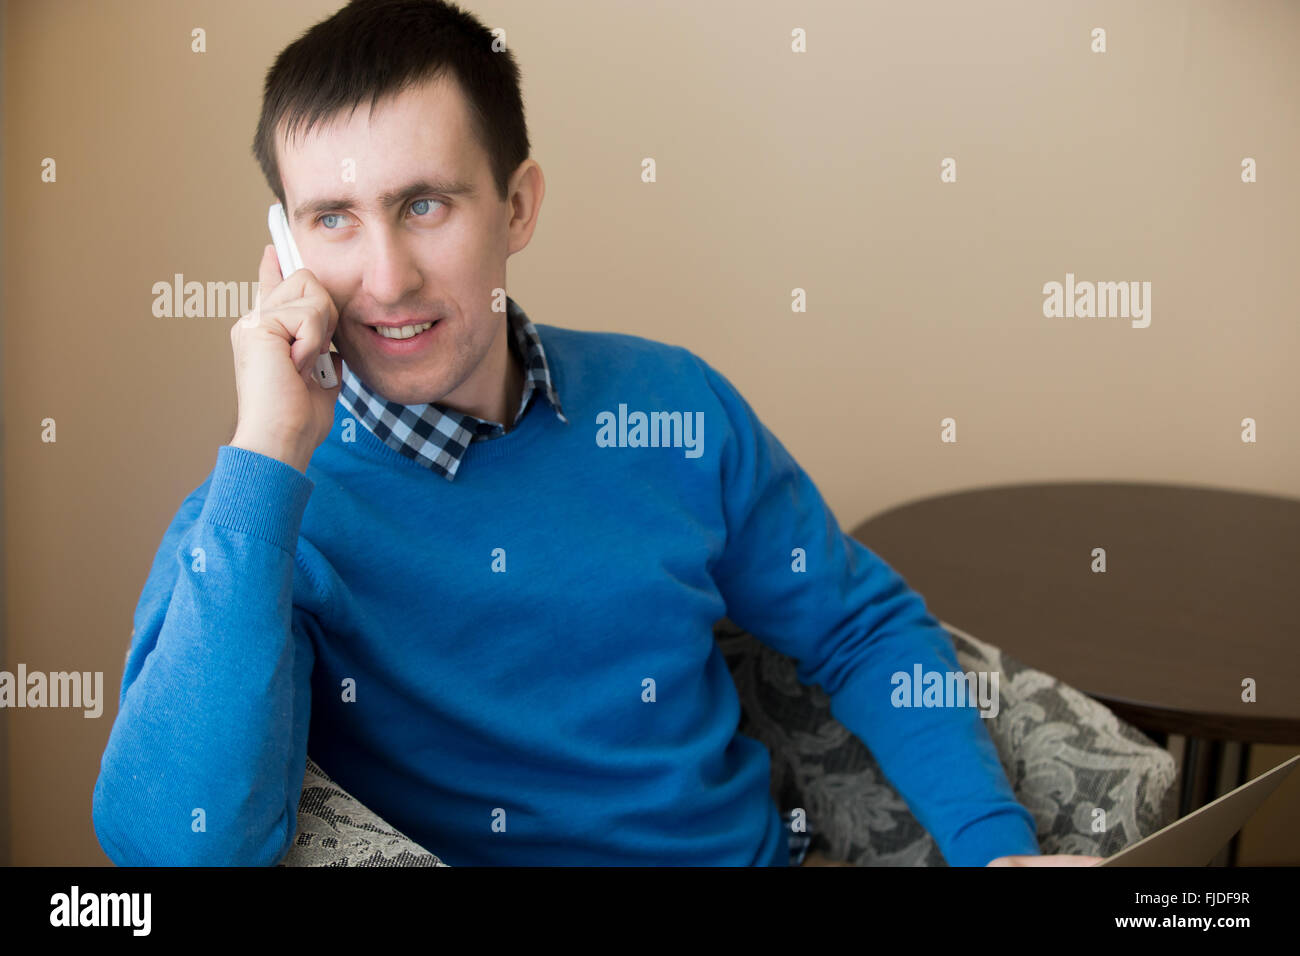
[91,445,322,866]
[696,355,1041,867]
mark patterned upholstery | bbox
[279,618,1178,866]
[717,617,1178,865]
[280,756,447,867]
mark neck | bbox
[429,315,523,427]
[501,334,525,430]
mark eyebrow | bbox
[291,178,478,225]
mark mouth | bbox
[366,318,443,353]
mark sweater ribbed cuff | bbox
[201,445,315,554]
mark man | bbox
[92,0,1097,867]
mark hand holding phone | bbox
[268,203,338,389]
[226,207,343,472]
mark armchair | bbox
[279,618,1178,866]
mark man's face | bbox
[276,74,529,409]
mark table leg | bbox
[1179,737,1204,818]
[1226,742,1250,867]
[1205,739,1227,867]
[1179,737,1252,866]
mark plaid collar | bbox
[337,297,568,481]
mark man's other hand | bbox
[986,854,1104,866]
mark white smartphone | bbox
[267,203,339,389]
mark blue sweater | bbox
[92,325,1041,866]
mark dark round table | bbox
[848,481,1300,863]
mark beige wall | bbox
[3,0,1297,865]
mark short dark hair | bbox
[252,0,530,209]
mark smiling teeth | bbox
[375,321,434,340]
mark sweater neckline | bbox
[334,390,553,475]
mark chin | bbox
[342,356,440,405]
[376,377,446,406]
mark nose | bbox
[361,225,424,306]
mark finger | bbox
[309,281,341,346]
[276,301,334,373]
[240,287,261,328]
[252,261,337,371]
[244,301,319,372]
[1045,855,1104,866]
[290,281,340,368]
[260,302,323,371]
[257,244,283,306]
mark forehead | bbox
[277,74,480,207]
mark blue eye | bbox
[316,199,442,230]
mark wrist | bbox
[229,428,312,473]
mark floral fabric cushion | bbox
[279,757,446,867]
[714,617,1179,865]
